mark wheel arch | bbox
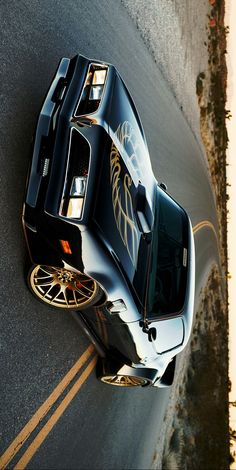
[97,356,158,386]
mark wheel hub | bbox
[56,270,75,284]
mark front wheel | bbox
[27,264,104,310]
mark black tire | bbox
[27,264,104,311]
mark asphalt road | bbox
[0,1,220,468]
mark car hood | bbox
[107,72,155,195]
[94,73,156,305]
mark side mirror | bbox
[148,327,157,342]
[139,321,157,342]
[159,182,168,191]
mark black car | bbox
[22,55,195,388]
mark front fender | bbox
[80,229,142,323]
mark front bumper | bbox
[25,55,110,213]
[23,54,113,268]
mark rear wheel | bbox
[100,374,148,387]
[28,264,103,310]
[97,358,151,387]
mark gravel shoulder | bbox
[121,0,209,147]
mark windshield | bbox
[147,192,188,317]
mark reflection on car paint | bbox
[114,121,146,182]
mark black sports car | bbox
[22,55,195,388]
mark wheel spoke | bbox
[43,283,56,298]
[74,286,91,299]
[49,286,62,303]
[61,287,69,307]
[37,274,53,280]
[81,283,94,293]
[73,290,79,307]
[40,267,56,275]
[36,280,56,287]
[30,265,98,309]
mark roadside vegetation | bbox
[189,0,230,462]
[196,0,228,274]
[157,1,230,468]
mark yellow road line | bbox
[14,356,97,470]
[0,344,94,470]
[193,219,218,239]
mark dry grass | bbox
[161,267,229,470]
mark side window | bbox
[152,230,185,315]
[148,194,188,318]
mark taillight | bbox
[60,240,72,254]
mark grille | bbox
[59,128,90,217]
[70,131,90,177]
[67,129,90,184]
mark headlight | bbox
[92,69,107,85]
[70,176,87,197]
[65,176,87,219]
[66,197,84,219]
[75,63,108,116]
[89,85,104,101]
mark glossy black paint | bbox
[22,54,195,387]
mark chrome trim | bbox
[183,247,188,267]
[24,222,37,233]
[41,158,50,177]
[89,85,103,101]
[70,176,87,197]
[107,299,127,314]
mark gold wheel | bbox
[28,265,100,309]
[100,374,148,387]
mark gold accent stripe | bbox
[0,345,94,470]
[14,356,97,470]
[110,138,139,265]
